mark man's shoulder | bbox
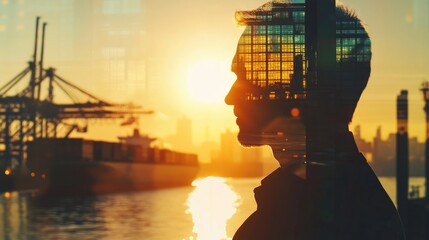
[255,167,306,204]
[260,167,306,187]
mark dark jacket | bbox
[233,133,405,240]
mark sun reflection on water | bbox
[186,177,240,240]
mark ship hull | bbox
[26,138,200,195]
[38,161,199,195]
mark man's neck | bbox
[277,130,360,177]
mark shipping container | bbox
[112,143,122,161]
[27,139,199,167]
[82,141,94,161]
[55,138,83,162]
[153,148,161,163]
[126,145,136,162]
[160,149,173,163]
[134,146,143,162]
[93,141,102,161]
[100,142,113,161]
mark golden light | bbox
[187,60,235,104]
[186,177,240,240]
[291,108,300,118]
[30,172,36,177]
[4,169,11,176]
[4,192,11,199]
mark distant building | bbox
[198,129,263,178]
[369,126,424,176]
[163,116,195,153]
[353,125,372,156]
[175,116,193,152]
[197,140,219,163]
[218,129,241,164]
[372,126,396,163]
[241,147,263,164]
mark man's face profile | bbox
[225,78,305,146]
[225,1,371,162]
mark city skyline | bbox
[1,1,428,238]
[0,0,428,145]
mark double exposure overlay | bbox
[231,2,371,105]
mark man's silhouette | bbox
[225,1,405,239]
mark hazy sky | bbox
[1,0,429,146]
[143,0,429,143]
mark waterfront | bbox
[0,177,425,240]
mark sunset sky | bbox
[0,0,428,148]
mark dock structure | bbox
[0,17,151,186]
[421,81,429,202]
[396,86,429,239]
[396,90,409,226]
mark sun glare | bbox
[186,177,240,240]
[187,60,235,104]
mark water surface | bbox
[0,177,424,240]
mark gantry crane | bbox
[0,17,152,174]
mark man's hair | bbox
[232,1,371,123]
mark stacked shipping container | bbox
[27,138,198,169]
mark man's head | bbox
[225,1,371,162]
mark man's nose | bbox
[225,79,238,105]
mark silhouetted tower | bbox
[373,126,382,162]
[305,0,337,160]
[396,90,409,226]
[420,81,429,200]
[219,129,240,163]
[290,55,304,95]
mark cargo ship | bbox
[26,129,199,195]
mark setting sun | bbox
[187,60,235,104]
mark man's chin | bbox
[237,131,265,147]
